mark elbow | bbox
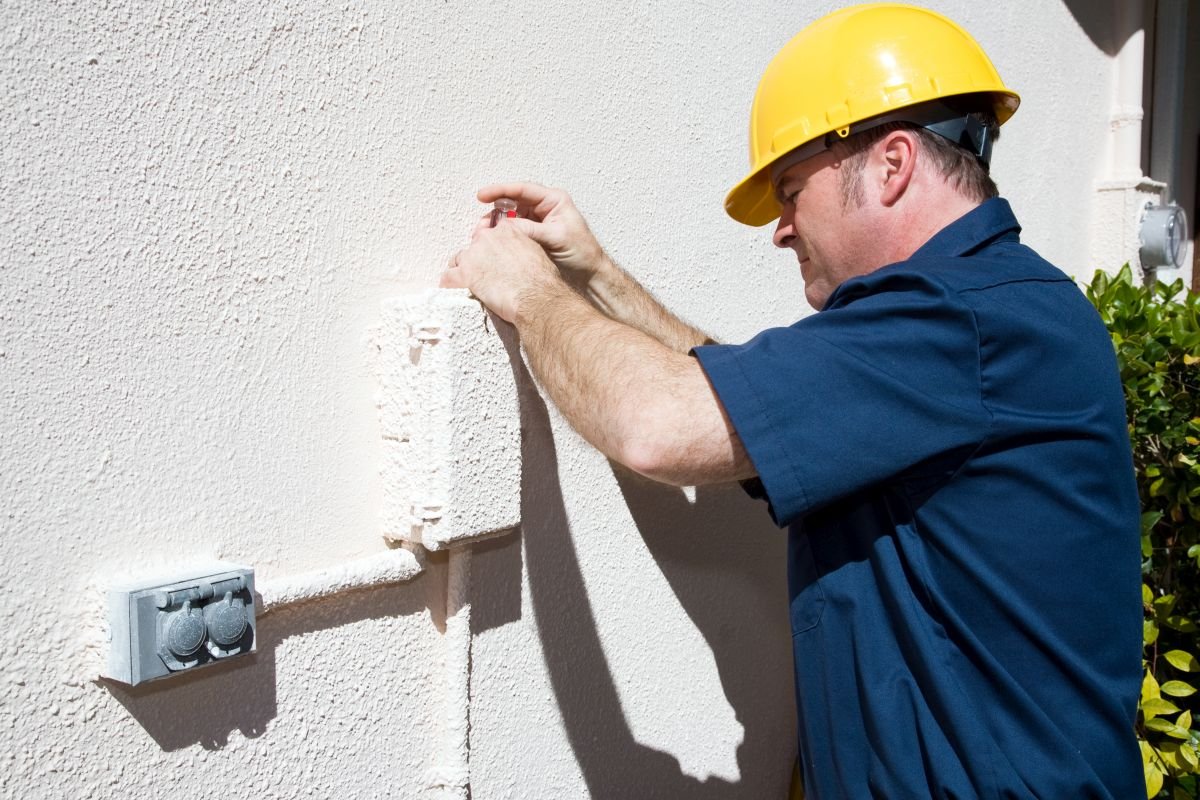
[617,415,700,487]
[606,392,682,484]
[620,437,687,487]
[604,360,748,487]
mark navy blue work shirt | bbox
[694,199,1143,799]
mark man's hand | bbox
[441,221,564,325]
[441,181,753,487]
[450,180,712,353]
[474,182,613,287]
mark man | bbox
[443,4,1143,797]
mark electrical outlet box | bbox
[377,290,521,550]
[105,562,256,686]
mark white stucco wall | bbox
[1,1,1137,798]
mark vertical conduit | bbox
[427,546,473,799]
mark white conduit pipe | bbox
[252,540,477,798]
[426,546,473,800]
[1110,0,1146,182]
[256,547,424,614]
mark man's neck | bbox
[880,188,983,266]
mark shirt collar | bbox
[819,197,1023,312]
[909,197,1022,259]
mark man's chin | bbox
[802,275,829,310]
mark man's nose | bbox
[773,214,796,249]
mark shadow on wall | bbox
[99,577,432,751]
[611,468,796,790]
[491,325,795,797]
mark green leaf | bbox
[1147,757,1165,797]
[1160,741,1185,770]
[1180,743,1199,772]
[1145,671,1163,701]
[1161,680,1198,698]
[1146,718,1192,739]
[1167,725,1192,741]
[1143,697,1182,718]
[1167,651,1200,673]
[1148,717,1179,732]
[1166,616,1200,633]
[1146,620,1161,646]
[1157,595,1180,617]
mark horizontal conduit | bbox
[256,547,424,614]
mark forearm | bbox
[576,254,715,354]
[516,280,752,486]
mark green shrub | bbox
[1087,266,1200,799]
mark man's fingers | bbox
[441,253,467,288]
[503,216,544,240]
[477,182,548,205]
[471,212,494,239]
[473,210,539,238]
[477,182,569,221]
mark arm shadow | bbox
[500,313,794,796]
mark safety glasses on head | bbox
[768,99,999,190]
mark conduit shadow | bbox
[103,571,432,752]
[469,529,524,634]
[507,337,793,797]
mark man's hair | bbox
[834,111,1000,208]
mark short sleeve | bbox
[693,271,991,526]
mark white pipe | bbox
[1110,0,1146,181]
[426,546,473,799]
[256,547,424,614]
[253,537,479,799]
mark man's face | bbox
[772,149,872,310]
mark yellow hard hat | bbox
[725,3,1020,226]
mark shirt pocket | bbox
[789,531,825,633]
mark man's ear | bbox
[878,130,918,206]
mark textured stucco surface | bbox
[2,0,1132,797]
